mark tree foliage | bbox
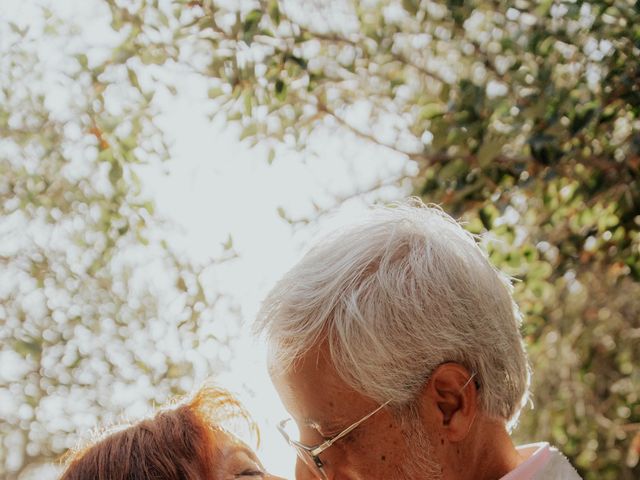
[3,0,639,478]
[103,0,638,478]
[0,6,237,478]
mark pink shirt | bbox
[500,443,552,480]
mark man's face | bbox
[270,346,442,480]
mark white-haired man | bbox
[256,200,581,480]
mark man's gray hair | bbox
[255,199,531,424]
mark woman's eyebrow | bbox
[229,445,266,471]
[235,445,260,461]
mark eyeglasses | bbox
[277,400,391,480]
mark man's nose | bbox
[295,458,321,480]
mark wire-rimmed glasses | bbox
[276,400,391,479]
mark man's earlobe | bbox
[429,363,478,441]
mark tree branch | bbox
[281,174,410,226]
[301,28,448,85]
[317,103,416,157]
[318,103,639,183]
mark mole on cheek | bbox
[381,455,386,461]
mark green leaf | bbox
[109,161,123,185]
[75,53,89,69]
[243,92,253,115]
[243,9,263,42]
[14,339,42,358]
[208,87,224,99]
[142,201,155,215]
[157,9,169,27]
[268,0,281,25]
[477,132,508,166]
[9,22,28,36]
[419,103,446,120]
[479,205,499,229]
[227,111,243,122]
[239,123,258,140]
[127,67,141,91]
[535,0,553,16]
[570,104,597,135]
[267,147,276,165]
[275,79,287,101]
[222,234,233,250]
[402,0,419,15]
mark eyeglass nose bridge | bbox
[293,446,328,479]
[298,440,329,478]
[310,452,324,469]
[278,420,328,479]
[276,399,393,480]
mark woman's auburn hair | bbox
[59,386,258,480]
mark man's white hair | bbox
[255,199,531,424]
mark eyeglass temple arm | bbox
[311,399,392,455]
[311,372,477,455]
[460,371,477,391]
[304,372,478,458]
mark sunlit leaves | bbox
[3,0,638,478]
[242,9,263,43]
[113,1,639,478]
[0,5,235,478]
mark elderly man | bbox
[256,200,581,480]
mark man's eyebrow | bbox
[304,417,344,434]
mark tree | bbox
[4,0,639,478]
[0,5,237,478]
[105,0,638,478]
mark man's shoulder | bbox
[529,443,582,480]
[502,442,582,480]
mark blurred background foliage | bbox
[1,0,639,479]
[0,4,240,478]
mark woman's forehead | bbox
[211,429,258,460]
[210,430,263,478]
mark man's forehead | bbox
[269,340,331,378]
[270,345,370,425]
[272,350,341,395]
[292,345,329,372]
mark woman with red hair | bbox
[59,386,284,480]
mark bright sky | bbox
[144,62,412,479]
[2,1,413,478]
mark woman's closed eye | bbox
[230,451,265,479]
[235,469,264,478]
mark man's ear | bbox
[421,363,478,442]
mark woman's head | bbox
[60,386,282,480]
